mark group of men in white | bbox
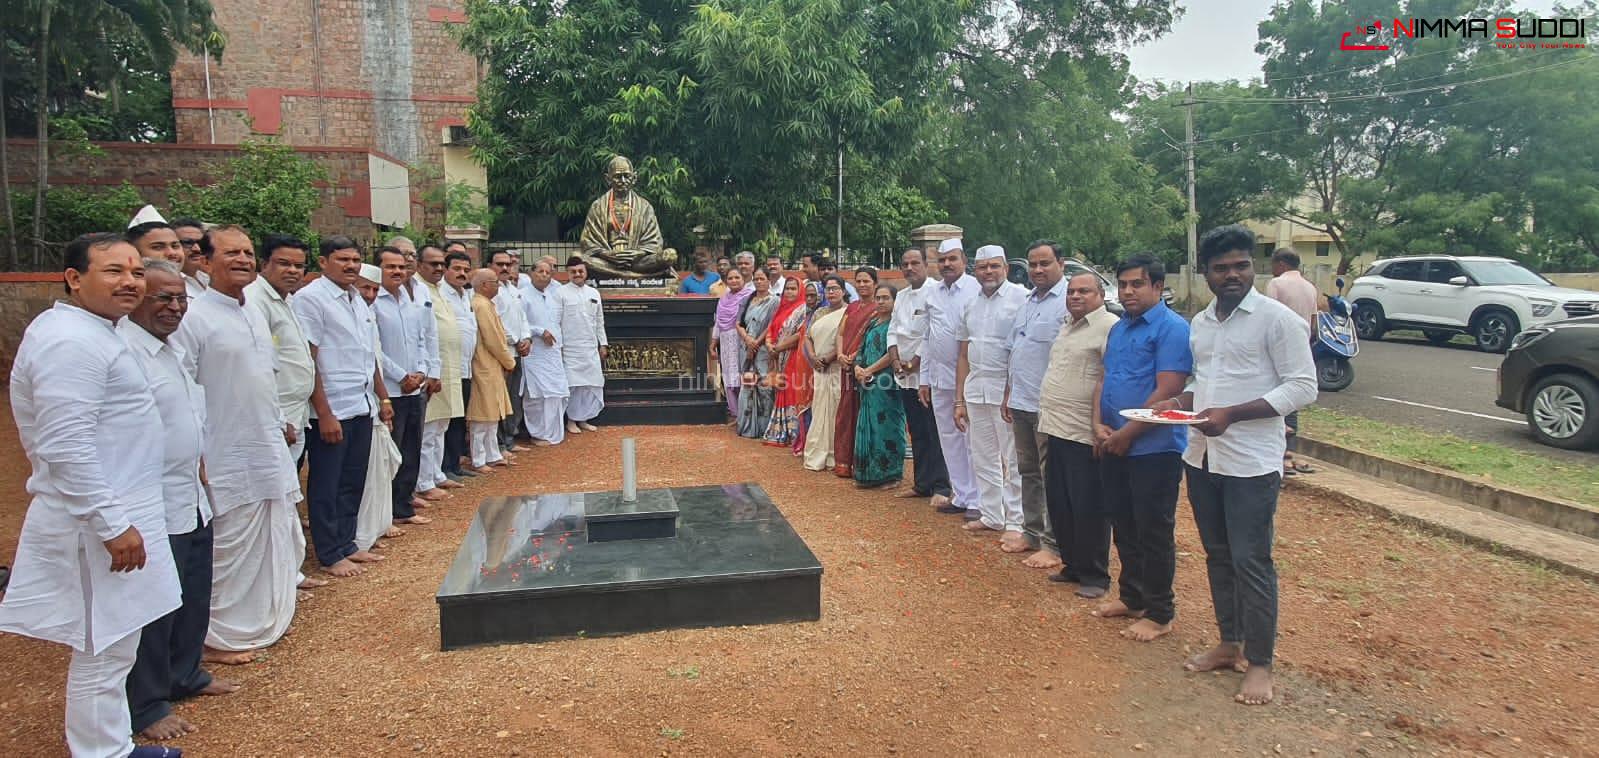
[0,205,611,757]
[887,229,1318,709]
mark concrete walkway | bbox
[1291,457,1599,582]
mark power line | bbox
[1189,55,1594,105]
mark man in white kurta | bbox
[121,261,231,742]
[441,252,479,477]
[556,258,609,431]
[918,238,980,519]
[0,234,180,758]
[416,244,467,493]
[953,245,1027,542]
[170,227,301,661]
[521,259,570,445]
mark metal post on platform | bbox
[621,438,638,502]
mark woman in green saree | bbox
[851,283,905,489]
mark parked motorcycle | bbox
[1315,278,1359,392]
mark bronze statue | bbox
[578,155,677,279]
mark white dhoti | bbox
[567,386,605,422]
[206,497,299,651]
[470,421,504,468]
[966,402,1023,531]
[67,627,141,758]
[418,418,449,491]
[523,395,568,444]
[356,422,403,551]
[931,387,979,511]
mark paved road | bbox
[1315,333,1596,463]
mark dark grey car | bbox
[1496,315,1599,450]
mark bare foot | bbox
[202,646,258,665]
[566,422,582,435]
[418,488,451,501]
[1121,618,1173,642]
[998,531,1030,553]
[139,713,196,741]
[1092,599,1145,619]
[437,479,465,490]
[349,550,386,563]
[199,677,240,696]
[297,576,329,590]
[1184,643,1247,673]
[410,497,431,510]
[297,590,313,603]
[1022,549,1063,569]
[491,459,511,467]
[396,514,432,525]
[534,440,554,447]
[385,525,406,538]
[323,558,365,577]
[1236,665,1274,705]
[473,465,496,474]
[962,520,997,532]
[580,422,599,431]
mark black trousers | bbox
[500,361,525,444]
[126,516,214,732]
[1100,452,1183,624]
[1045,436,1111,590]
[898,388,950,497]
[389,394,424,518]
[306,414,373,566]
[443,379,471,475]
[1187,464,1282,667]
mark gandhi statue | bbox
[578,155,677,279]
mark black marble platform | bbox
[435,484,822,649]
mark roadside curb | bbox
[1296,434,1598,540]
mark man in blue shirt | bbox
[680,252,721,295]
[1093,253,1192,643]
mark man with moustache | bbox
[440,251,479,477]
[170,226,303,665]
[293,236,393,578]
[120,259,237,743]
[556,257,609,433]
[917,238,980,519]
[522,259,570,445]
[490,251,534,451]
[1159,225,1317,706]
[1,234,180,758]
[887,247,951,504]
[172,218,210,296]
[414,244,468,495]
[373,246,440,525]
[1002,240,1071,570]
[953,245,1027,544]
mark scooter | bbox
[1315,277,1359,392]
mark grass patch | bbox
[1300,407,1599,505]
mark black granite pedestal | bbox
[595,295,724,425]
[435,483,822,649]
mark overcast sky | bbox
[1125,0,1569,84]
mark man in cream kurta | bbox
[521,259,570,445]
[415,244,465,495]
[170,227,301,662]
[0,234,180,758]
[556,258,609,432]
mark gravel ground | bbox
[0,415,1595,756]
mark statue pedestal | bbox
[595,294,724,425]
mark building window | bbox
[1315,242,1331,257]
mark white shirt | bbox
[556,282,608,388]
[918,273,978,390]
[184,273,207,300]
[291,275,378,421]
[442,283,477,379]
[118,320,212,534]
[373,284,440,396]
[887,278,932,390]
[956,281,1027,405]
[1,302,180,654]
[244,277,316,430]
[1184,289,1319,477]
[522,279,570,398]
[171,289,300,515]
[495,282,532,344]
[769,274,788,299]
[1006,276,1070,413]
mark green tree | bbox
[168,141,329,247]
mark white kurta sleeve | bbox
[25,344,135,541]
[422,298,441,379]
[595,291,608,347]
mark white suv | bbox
[1348,255,1598,353]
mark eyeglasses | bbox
[149,293,190,307]
[179,239,202,248]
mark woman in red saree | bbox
[763,279,816,449]
[831,267,880,477]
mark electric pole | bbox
[1183,82,1198,313]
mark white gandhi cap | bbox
[358,263,382,283]
[974,244,1005,261]
[937,238,964,254]
[127,204,167,229]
